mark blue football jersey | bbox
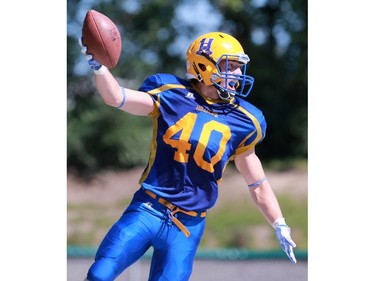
[137,73,266,211]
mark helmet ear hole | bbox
[198,63,206,71]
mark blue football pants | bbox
[86,188,206,281]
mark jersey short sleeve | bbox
[231,99,267,156]
[138,74,192,118]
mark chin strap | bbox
[215,86,234,101]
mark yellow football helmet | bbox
[186,32,254,100]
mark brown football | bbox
[82,10,121,69]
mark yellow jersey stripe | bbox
[235,106,263,155]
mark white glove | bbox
[273,218,297,264]
[78,37,106,74]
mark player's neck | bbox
[195,82,220,100]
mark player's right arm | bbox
[79,37,154,116]
[94,66,154,116]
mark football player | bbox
[80,31,297,281]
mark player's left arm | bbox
[234,149,297,264]
[234,149,282,225]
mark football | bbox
[82,10,122,69]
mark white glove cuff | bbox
[272,217,286,229]
[94,65,108,75]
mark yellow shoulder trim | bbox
[234,106,263,155]
[148,84,190,95]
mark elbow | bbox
[102,96,119,107]
[100,91,123,108]
[249,187,261,202]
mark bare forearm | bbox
[94,67,154,116]
[250,182,283,226]
[94,67,123,107]
[234,150,283,225]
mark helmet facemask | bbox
[211,54,255,101]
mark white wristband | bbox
[94,65,108,75]
[272,217,286,229]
